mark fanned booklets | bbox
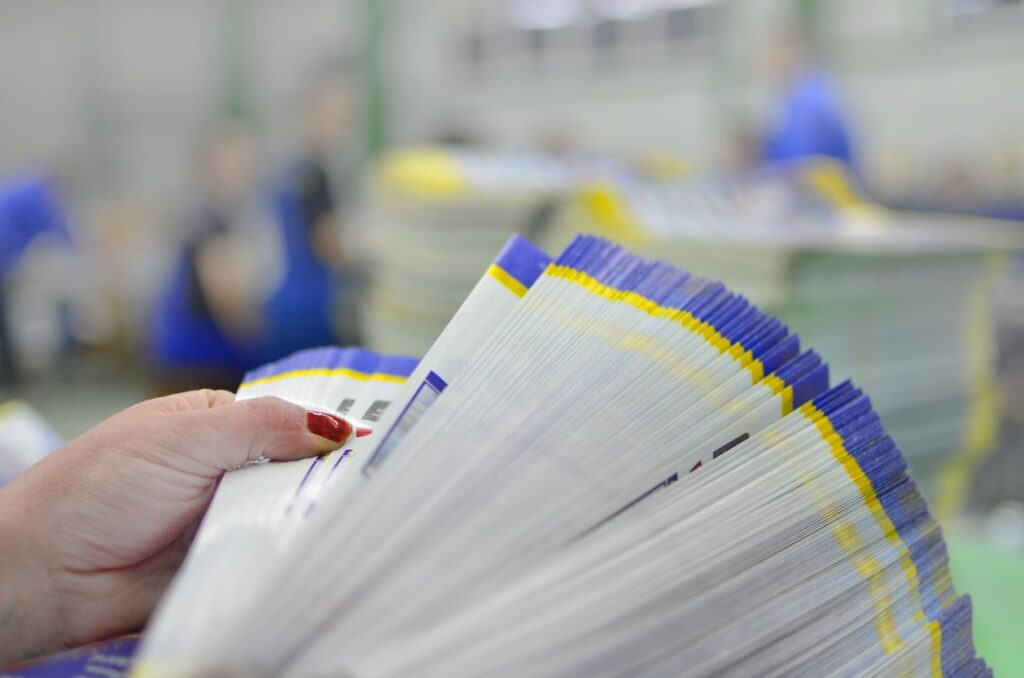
[361,149,1018,520]
[135,234,987,677]
[543,159,1018,518]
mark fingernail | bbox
[356,424,373,438]
[306,411,353,443]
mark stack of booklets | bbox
[359,148,681,355]
[543,159,1021,518]
[0,400,62,489]
[970,254,1024,511]
[128,234,986,676]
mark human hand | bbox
[0,390,353,665]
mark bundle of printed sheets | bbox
[135,234,986,677]
[360,148,665,355]
[545,161,1016,517]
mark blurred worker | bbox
[263,73,362,360]
[762,25,858,171]
[148,122,283,391]
[0,176,73,383]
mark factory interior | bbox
[0,1,1022,674]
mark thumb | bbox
[189,396,355,471]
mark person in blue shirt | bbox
[148,125,283,391]
[762,26,858,171]
[260,76,362,362]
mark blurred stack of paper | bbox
[0,399,62,488]
[359,147,686,355]
[969,254,1024,511]
[543,158,1022,517]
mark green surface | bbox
[362,0,386,160]
[222,0,251,120]
[947,535,1024,676]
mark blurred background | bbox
[0,0,1021,671]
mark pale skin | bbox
[0,390,349,665]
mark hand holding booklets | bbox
[134,234,986,677]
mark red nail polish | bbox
[306,411,353,443]
[356,424,373,438]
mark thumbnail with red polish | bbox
[306,411,353,443]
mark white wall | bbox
[824,0,1024,198]
[383,0,734,161]
[0,0,364,332]
[2,0,1022,209]
[383,0,1024,199]
[0,0,362,212]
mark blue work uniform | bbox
[764,69,857,170]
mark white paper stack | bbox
[543,158,1019,518]
[135,234,987,677]
[358,147,679,355]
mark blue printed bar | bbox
[494,235,552,289]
